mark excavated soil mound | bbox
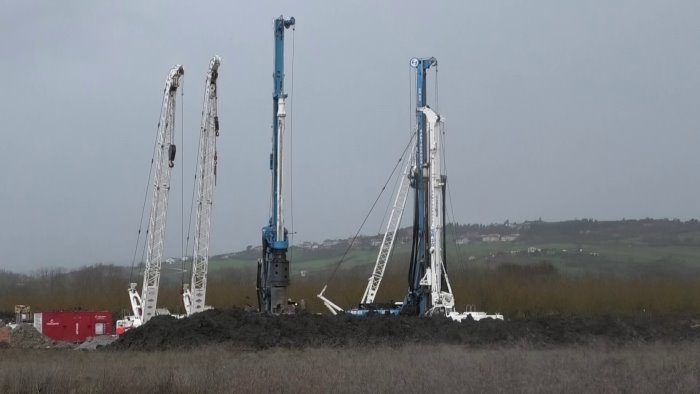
[109,309,700,351]
[8,324,72,349]
[75,335,118,351]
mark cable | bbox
[180,76,186,286]
[434,63,439,113]
[289,25,295,260]
[324,133,416,285]
[184,72,210,286]
[377,167,399,234]
[129,89,166,286]
[409,65,413,138]
[377,147,409,234]
[441,120,465,265]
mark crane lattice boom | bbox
[129,64,184,325]
[183,56,221,316]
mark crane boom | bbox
[183,56,221,316]
[129,64,185,325]
[258,15,295,314]
[361,141,415,305]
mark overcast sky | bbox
[1,1,699,272]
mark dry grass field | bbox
[1,343,698,393]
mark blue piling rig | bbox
[402,57,443,316]
[257,15,295,314]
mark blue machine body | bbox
[258,15,295,312]
[263,15,295,251]
[402,57,438,316]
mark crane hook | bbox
[214,151,218,185]
[168,144,177,168]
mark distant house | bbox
[500,234,520,242]
[456,237,470,245]
[482,234,500,243]
[527,246,541,254]
[322,239,339,248]
[370,239,382,247]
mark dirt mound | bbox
[108,309,700,351]
[10,324,55,349]
[9,324,72,349]
[75,335,118,351]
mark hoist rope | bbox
[288,25,296,260]
[322,132,416,286]
[180,76,186,286]
[183,75,210,286]
[377,147,407,234]
[443,135,465,265]
[437,83,465,265]
[129,86,167,286]
[409,65,414,137]
[434,63,439,113]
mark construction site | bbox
[2,2,700,392]
[2,13,505,345]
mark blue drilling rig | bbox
[317,56,502,321]
[402,57,443,316]
[257,15,296,314]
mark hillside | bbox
[211,218,700,277]
[3,218,700,316]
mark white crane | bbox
[127,65,184,327]
[183,56,221,316]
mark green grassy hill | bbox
[4,219,700,316]
[208,219,700,279]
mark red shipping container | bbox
[34,311,113,343]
